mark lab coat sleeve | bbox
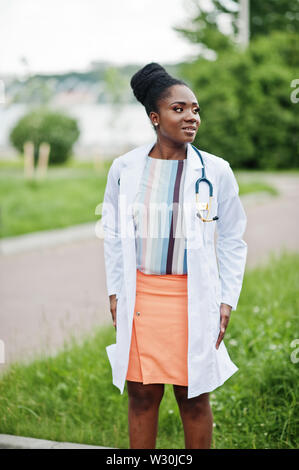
[216,161,248,311]
[101,158,123,298]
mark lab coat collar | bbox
[121,139,204,171]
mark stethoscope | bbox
[192,144,219,222]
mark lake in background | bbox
[0,103,156,160]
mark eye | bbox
[173,106,201,113]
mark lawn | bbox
[0,159,111,238]
[0,250,298,449]
[0,158,278,238]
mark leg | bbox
[173,385,213,449]
[127,380,165,449]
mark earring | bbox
[154,123,158,127]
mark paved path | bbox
[237,173,299,268]
[0,173,298,376]
[0,433,114,449]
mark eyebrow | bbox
[170,101,199,106]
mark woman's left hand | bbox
[215,303,232,350]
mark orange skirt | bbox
[126,268,188,386]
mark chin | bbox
[171,133,197,146]
[184,134,197,143]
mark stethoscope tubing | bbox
[191,145,219,222]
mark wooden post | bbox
[36,142,50,179]
[23,141,35,179]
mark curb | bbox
[0,433,115,449]
[0,221,104,256]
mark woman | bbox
[101,63,247,449]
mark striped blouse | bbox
[132,155,187,275]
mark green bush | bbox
[179,31,299,169]
[9,107,80,165]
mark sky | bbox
[0,0,208,76]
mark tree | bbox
[174,0,299,56]
[10,107,80,165]
[179,31,299,169]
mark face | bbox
[150,84,201,144]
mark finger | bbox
[220,314,228,332]
[110,309,117,329]
[215,327,225,350]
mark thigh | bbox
[173,384,210,407]
[127,381,165,405]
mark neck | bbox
[149,138,188,160]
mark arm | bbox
[101,159,123,298]
[216,161,248,311]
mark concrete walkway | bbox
[0,433,114,449]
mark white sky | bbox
[0,0,205,76]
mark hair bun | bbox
[130,62,169,105]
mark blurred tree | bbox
[179,31,299,169]
[10,107,80,165]
[174,0,299,56]
[103,66,129,106]
[12,77,54,105]
[103,66,131,128]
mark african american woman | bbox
[102,62,247,449]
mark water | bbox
[0,102,155,159]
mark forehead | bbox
[163,84,198,105]
[160,84,198,107]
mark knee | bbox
[128,383,164,414]
[174,389,210,417]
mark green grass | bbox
[0,158,112,238]
[238,181,278,196]
[0,250,298,448]
[0,159,280,238]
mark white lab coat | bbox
[102,139,247,399]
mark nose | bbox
[184,109,199,125]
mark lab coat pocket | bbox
[188,208,204,249]
[204,198,219,245]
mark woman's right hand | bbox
[109,294,117,330]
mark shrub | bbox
[9,107,80,165]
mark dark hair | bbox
[130,62,188,128]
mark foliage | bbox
[9,107,80,165]
[174,0,299,56]
[179,31,299,169]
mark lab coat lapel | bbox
[118,141,155,333]
[183,143,204,248]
